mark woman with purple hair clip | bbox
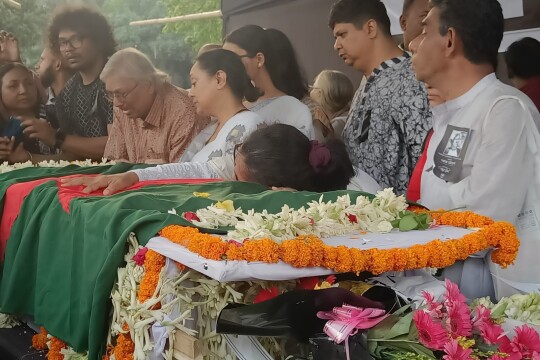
[62,124,379,195]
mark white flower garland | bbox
[186,188,408,243]
[0,158,116,174]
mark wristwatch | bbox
[54,129,67,151]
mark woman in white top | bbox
[179,49,265,163]
[222,25,315,139]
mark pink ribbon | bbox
[317,304,388,360]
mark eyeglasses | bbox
[105,83,139,103]
[237,53,254,59]
[59,36,85,50]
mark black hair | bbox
[431,0,503,70]
[0,63,41,154]
[224,25,308,100]
[505,37,540,79]
[48,3,117,58]
[196,49,262,103]
[239,124,354,192]
[0,63,40,116]
[402,0,419,14]
[329,0,392,37]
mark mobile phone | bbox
[2,116,24,146]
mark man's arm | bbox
[449,98,534,222]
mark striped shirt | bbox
[104,83,207,164]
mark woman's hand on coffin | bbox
[61,172,139,195]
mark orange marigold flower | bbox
[47,337,67,360]
[113,331,134,360]
[138,250,165,304]
[32,326,48,350]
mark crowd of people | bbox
[2,0,540,298]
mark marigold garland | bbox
[31,326,48,350]
[160,211,519,274]
[113,324,134,360]
[47,337,67,360]
[138,250,166,303]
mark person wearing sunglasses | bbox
[62,124,356,195]
[21,4,117,161]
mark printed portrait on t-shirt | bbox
[443,130,468,158]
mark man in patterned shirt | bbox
[22,4,116,160]
[329,0,432,194]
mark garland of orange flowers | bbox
[138,250,166,303]
[113,324,135,360]
[160,211,519,274]
[47,337,67,360]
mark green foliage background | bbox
[0,0,222,87]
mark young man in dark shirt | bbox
[21,4,117,160]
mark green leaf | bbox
[399,215,419,232]
[407,343,435,359]
[385,312,414,339]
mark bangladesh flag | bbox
[0,165,363,359]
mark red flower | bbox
[471,305,491,331]
[444,280,467,306]
[184,211,200,222]
[227,240,243,247]
[479,321,504,345]
[347,214,358,223]
[443,339,474,360]
[325,275,336,285]
[500,325,540,359]
[445,302,472,338]
[413,310,448,350]
[132,247,148,266]
[254,286,279,304]
[297,277,319,290]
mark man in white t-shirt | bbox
[410,0,540,299]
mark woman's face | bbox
[310,75,324,103]
[1,67,38,114]
[222,42,259,82]
[188,62,219,116]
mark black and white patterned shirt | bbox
[55,73,113,137]
[342,53,432,194]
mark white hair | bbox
[100,47,170,85]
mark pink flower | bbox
[488,355,506,360]
[443,339,474,360]
[423,290,443,318]
[132,247,148,266]
[347,214,358,223]
[532,352,540,360]
[472,305,492,330]
[184,211,200,222]
[444,279,467,305]
[478,321,504,345]
[501,325,540,358]
[413,310,449,350]
[445,302,472,338]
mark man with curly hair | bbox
[22,4,116,160]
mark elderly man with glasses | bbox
[100,48,206,164]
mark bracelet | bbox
[26,151,33,163]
